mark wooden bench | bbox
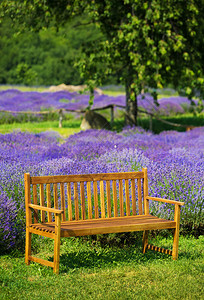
[24,168,184,274]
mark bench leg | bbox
[142,230,149,254]
[25,229,31,265]
[53,214,61,274]
[172,204,181,260]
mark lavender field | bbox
[0,89,199,115]
[0,126,203,252]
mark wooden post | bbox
[142,167,149,215]
[172,204,181,260]
[53,213,61,274]
[149,115,152,131]
[142,230,149,253]
[110,105,114,127]
[142,167,149,253]
[24,173,32,265]
[59,109,63,128]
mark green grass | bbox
[0,113,203,137]
[0,85,49,92]
[0,235,203,299]
[0,120,81,137]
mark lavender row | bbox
[0,127,203,251]
[0,89,200,115]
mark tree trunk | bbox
[125,81,138,126]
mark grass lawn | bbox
[0,113,203,137]
[0,235,203,299]
[0,121,81,138]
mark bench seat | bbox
[30,215,176,237]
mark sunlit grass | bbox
[0,235,203,299]
[0,121,81,137]
[0,84,49,92]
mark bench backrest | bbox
[24,168,149,223]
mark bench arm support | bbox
[29,204,63,214]
[146,196,185,206]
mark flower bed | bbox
[0,89,200,115]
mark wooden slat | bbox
[125,179,130,216]
[30,171,144,184]
[74,182,79,220]
[29,227,55,239]
[33,184,38,223]
[106,181,111,218]
[60,214,161,224]
[40,183,45,222]
[131,179,136,215]
[53,183,58,209]
[87,181,92,219]
[93,181,99,219]
[146,196,185,206]
[60,217,176,237]
[29,256,54,268]
[80,182,86,220]
[67,182,72,221]
[147,244,173,256]
[143,167,149,214]
[112,180,118,217]
[119,179,124,217]
[137,179,143,215]
[60,183,66,221]
[46,184,52,222]
[29,204,63,214]
[100,181,105,218]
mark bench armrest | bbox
[146,196,185,206]
[29,204,63,214]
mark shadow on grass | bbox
[46,240,203,273]
[48,245,172,273]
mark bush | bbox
[0,189,24,253]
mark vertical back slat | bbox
[143,167,149,214]
[60,183,66,221]
[74,182,79,220]
[100,181,105,218]
[112,180,118,217]
[93,181,99,219]
[131,179,136,215]
[40,183,45,222]
[106,181,111,218]
[80,182,86,220]
[87,181,92,219]
[119,179,124,216]
[54,183,58,209]
[125,179,130,216]
[46,184,52,222]
[137,179,143,215]
[67,182,72,221]
[33,184,38,223]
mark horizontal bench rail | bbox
[30,171,144,184]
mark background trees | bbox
[0,0,203,124]
[0,16,103,86]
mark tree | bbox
[1,0,203,124]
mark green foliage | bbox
[0,16,103,86]
[15,63,38,85]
